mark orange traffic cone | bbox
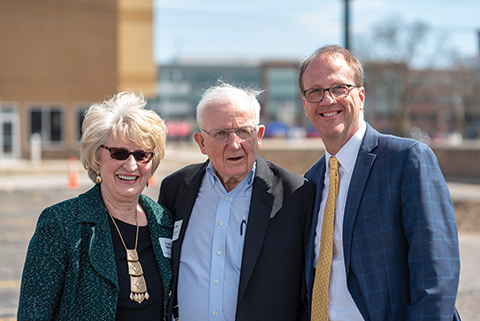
[148,173,156,188]
[68,156,81,189]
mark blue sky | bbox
[154,0,480,67]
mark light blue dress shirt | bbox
[177,162,256,321]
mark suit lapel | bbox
[306,157,326,233]
[171,162,208,280]
[343,124,378,272]
[304,157,326,300]
[76,185,118,287]
[237,157,274,303]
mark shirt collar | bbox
[206,161,256,190]
[325,121,366,174]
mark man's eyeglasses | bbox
[100,145,155,163]
[201,126,257,143]
[302,84,358,103]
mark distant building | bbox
[151,58,260,121]
[261,61,305,127]
[0,0,156,160]
[364,61,480,140]
[457,55,480,139]
[149,58,307,139]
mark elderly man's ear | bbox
[194,131,208,155]
[258,125,266,138]
[257,125,266,144]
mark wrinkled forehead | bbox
[203,102,256,130]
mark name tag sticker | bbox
[159,238,172,258]
[172,219,182,241]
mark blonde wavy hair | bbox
[80,91,167,183]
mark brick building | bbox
[0,0,156,160]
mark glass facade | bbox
[266,68,299,123]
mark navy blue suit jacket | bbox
[305,124,460,320]
[159,156,315,321]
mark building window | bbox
[3,122,13,153]
[27,104,65,145]
[0,103,19,159]
[74,104,92,141]
[266,68,300,123]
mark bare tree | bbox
[451,55,480,139]
[356,16,453,137]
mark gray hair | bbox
[80,91,167,183]
[196,82,262,128]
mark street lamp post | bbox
[344,0,350,50]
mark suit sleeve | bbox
[158,180,167,208]
[18,207,68,320]
[158,176,175,213]
[401,143,460,319]
[299,181,316,321]
[158,172,186,215]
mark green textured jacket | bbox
[18,184,173,321]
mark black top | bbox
[108,214,164,320]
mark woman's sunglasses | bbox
[100,145,154,163]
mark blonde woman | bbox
[18,91,172,320]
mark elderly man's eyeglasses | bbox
[302,84,358,103]
[201,126,257,143]
[100,145,154,163]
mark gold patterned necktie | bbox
[312,156,339,321]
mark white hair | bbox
[196,82,262,128]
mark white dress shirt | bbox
[314,121,366,320]
[177,162,255,321]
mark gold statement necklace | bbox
[108,207,150,304]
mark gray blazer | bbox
[18,184,173,321]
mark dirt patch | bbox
[453,200,480,232]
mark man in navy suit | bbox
[300,45,461,320]
[159,83,315,320]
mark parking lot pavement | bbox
[456,232,480,320]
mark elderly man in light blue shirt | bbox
[159,82,315,321]
[178,161,254,320]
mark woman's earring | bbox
[96,173,102,184]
